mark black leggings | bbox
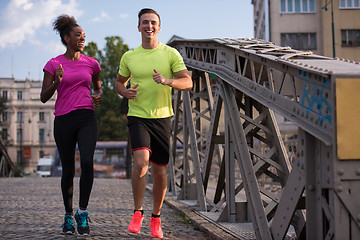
[54,109,97,213]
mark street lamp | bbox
[322,0,336,57]
[19,117,23,174]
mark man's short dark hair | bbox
[138,8,161,26]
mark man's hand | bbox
[153,69,173,86]
[124,83,139,99]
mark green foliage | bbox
[82,41,102,61]
[97,110,128,141]
[12,163,22,177]
[100,36,129,88]
[83,36,129,141]
[172,211,192,224]
[84,36,129,88]
[94,87,129,141]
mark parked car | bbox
[36,156,54,177]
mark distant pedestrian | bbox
[115,8,192,239]
[40,14,102,235]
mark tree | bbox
[83,36,129,141]
[100,36,129,88]
[97,111,128,141]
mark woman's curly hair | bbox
[53,14,79,46]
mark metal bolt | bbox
[336,185,343,192]
[337,169,344,176]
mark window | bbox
[2,112,8,122]
[17,112,23,122]
[17,91,22,100]
[340,0,360,8]
[281,33,317,50]
[2,128,8,141]
[17,128,22,142]
[39,112,45,122]
[281,0,315,13]
[341,29,360,47]
[39,150,44,158]
[39,129,45,141]
[2,90,7,99]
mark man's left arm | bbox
[153,69,193,91]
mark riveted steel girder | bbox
[167,38,360,240]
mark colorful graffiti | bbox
[299,71,332,124]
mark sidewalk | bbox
[0,177,238,239]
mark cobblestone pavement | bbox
[0,177,212,240]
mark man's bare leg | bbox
[151,164,167,215]
[131,149,150,210]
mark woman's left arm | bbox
[91,71,102,107]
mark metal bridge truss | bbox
[167,38,360,239]
[0,139,13,177]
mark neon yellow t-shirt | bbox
[118,42,187,118]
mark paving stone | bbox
[0,177,212,239]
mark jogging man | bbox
[115,8,192,239]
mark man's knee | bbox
[132,150,150,175]
[152,165,167,180]
[134,162,148,177]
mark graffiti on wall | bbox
[299,71,332,124]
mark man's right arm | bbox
[115,74,129,96]
[115,74,138,99]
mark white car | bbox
[36,156,54,177]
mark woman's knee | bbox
[62,167,75,179]
[80,160,93,172]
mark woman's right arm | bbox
[41,64,63,103]
[40,70,59,103]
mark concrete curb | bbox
[163,195,239,240]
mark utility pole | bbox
[322,0,336,57]
[19,114,23,174]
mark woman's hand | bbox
[55,64,64,84]
[92,88,103,107]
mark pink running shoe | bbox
[128,211,144,233]
[150,217,163,238]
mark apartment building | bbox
[252,0,360,61]
[0,77,56,173]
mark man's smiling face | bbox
[138,13,161,41]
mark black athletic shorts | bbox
[127,116,172,166]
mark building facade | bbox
[0,77,56,173]
[252,0,360,61]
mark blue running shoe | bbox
[62,214,75,234]
[75,209,91,235]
